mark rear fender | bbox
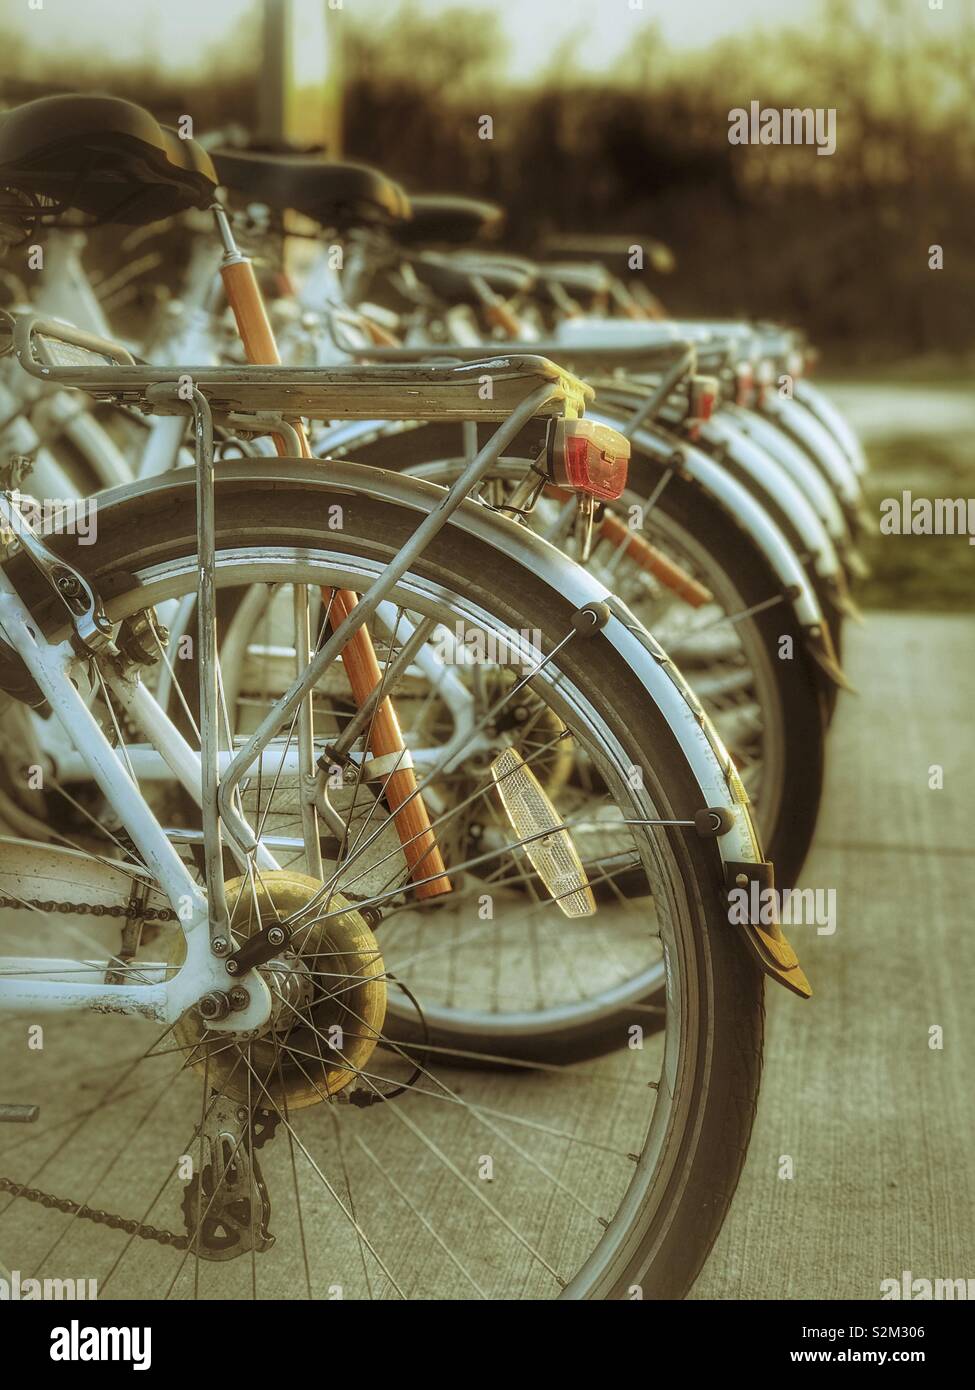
[762,395,864,511]
[793,381,869,478]
[605,596,811,999]
[320,413,846,697]
[722,404,851,544]
[57,458,758,871]
[698,415,844,583]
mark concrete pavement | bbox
[691,613,975,1299]
[1,613,970,1299]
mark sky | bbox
[409,0,825,74]
[4,0,830,77]
[3,0,964,83]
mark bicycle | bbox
[0,92,808,1299]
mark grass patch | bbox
[858,435,975,611]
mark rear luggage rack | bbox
[5,312,593,423]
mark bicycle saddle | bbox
[0,94,218,224]
[393,193,504,247]
[408,250,536,304]
[211,148,409,229]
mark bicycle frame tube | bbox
[103,671,278,873]
[1,454,767,865]
[0,575,272,1031]
[33,229,114,340]
[189,389,231,942]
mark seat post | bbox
[211,202,305,453]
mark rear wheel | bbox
[0,470,765,1298]
[321,422,826,890]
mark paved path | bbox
[2,614,970,1299]
[819,382,975,442]
[692,612,975,1299]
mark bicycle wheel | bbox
[0,460,766,1299]
[320,422,826,888]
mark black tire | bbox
[601,926,765,1299]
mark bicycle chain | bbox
[0,1175,191,1248]
[0,893,176,920]
[0,893,279,1247]
[0,1111,280,1250]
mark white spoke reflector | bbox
[490,747,596,919]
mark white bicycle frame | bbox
[0,305,599,1036]
[0,568,273,1033]
[0,578,482,1026]
[0,221,850,973]
[0,214,836,1031]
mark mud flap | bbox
[844,547,872,582]
[831,564,866,623]
[804,623,857,694]
[725,860,812,999]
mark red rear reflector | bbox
[687,374,719,440]
[735,362,755,407]
[546,418,630,501]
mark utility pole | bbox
[257,0,341,153]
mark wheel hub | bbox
[170,871,387,1109]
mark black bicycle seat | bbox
[211,148,410,229]
[393,193,504,247]
[0,94,218,225]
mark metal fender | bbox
[575,409,820,617]
[695,415,862,632]
[75,455,785,896]
[697,415,844,583]
[793,380,869,478]
[319,413,847,693]
[722,403,852,544]
[64,458,757,869]
[594,412,850,696]
[604,597,811,999]
[761,394,864,511]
